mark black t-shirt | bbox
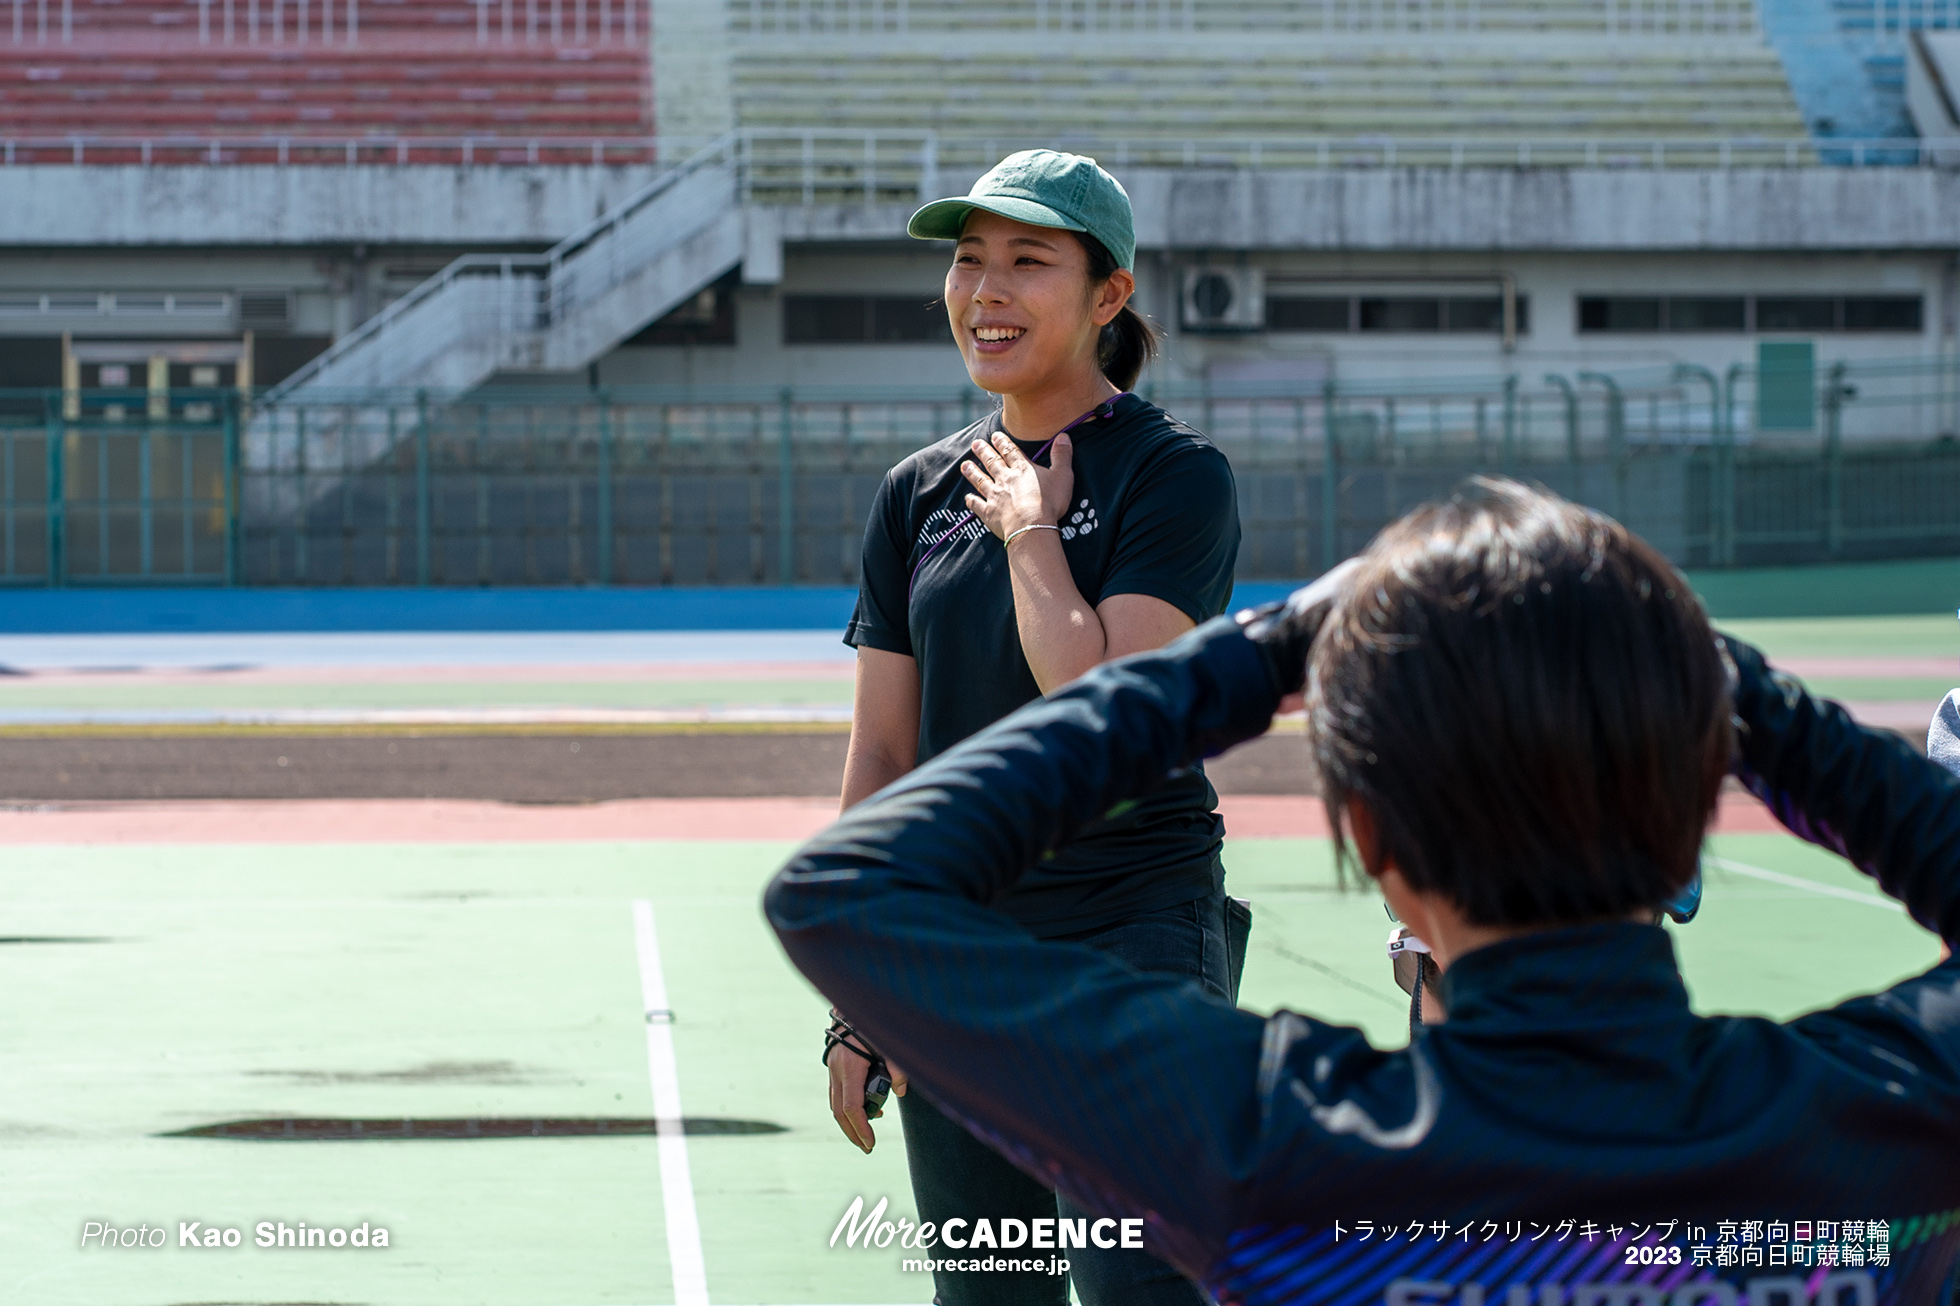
[845,393,1241,938]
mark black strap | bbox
[1409,956,1424,1037]
[822,1017,879,1068]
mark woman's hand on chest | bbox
[959,430,1075,543]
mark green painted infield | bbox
[1793,677,1954,703]
[1231,834,1941,1043]
[1718,614,1958,661]
[1688,556,1960,621]
[1,832,1941,1306]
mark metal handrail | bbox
[3,0,647,44]
[0,130,1947,170]
[0,135,661,166]
[731,0,1762,37]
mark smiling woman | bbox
[818,150,1243,1306]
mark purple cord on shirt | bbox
[905,393,1129,600]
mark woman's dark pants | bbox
[895,883,1239,1306]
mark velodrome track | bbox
[0,611,1951,1306]
[0,618,1949,802]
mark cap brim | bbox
[906,195,1088,241]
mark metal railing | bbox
[5,355,1956,587]
[905,133,1947,170]
[5,0,642,44]
[0,136,659,166]
[732,0,1758,37]
[4,129,1944,170]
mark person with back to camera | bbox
[820,150,1242,1306]
[777,477,1960,1306]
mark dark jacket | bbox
[765,616,1960,1305]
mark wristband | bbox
[1003,523,1061,548]
[822,1012,878,1068]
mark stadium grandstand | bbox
[2,0,1960,586]
[0,0,650,161]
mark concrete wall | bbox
[761,167,1960,253]
[1119,167,1960,252]
[0,165,664,247]
[9,165,1960,252]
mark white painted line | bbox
[633,898,712,1306]
[1704,856,1904,912]
[0,705,853,727]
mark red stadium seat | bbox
[0,0,651,161]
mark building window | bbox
[1667,297,1748,332]
[1842,295,1923,332]
[783,294,951,345]
[1358,297,1441,332]
[1439,297,1516,333]
[1755,297,1836,332]
[1577,297,1661,332]
[1267,293,1528,334]
[1578,293,1924,334]
[1267,296,1350,332]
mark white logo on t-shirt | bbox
[1060,498,1098,542]
[917,506,988,552]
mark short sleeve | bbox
[844,466,916,657]
[1099,443,1240,624]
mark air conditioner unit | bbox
[1181,267,1264,333]
[236,289,295,331]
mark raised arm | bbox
[1724,634,1960,942]
[959,430,1236,693]
[765,614,1290,1271]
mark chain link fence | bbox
[3,354,1957,587]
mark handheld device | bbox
[863,1060,893,1116]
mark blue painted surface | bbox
[1224,582,1305,610]
[1758,0,1922,139]
[0,587,865,633]
[2,565,1949,632]
[0,584,1320,633]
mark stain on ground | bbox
[0,935,113,944]
[161,1116,788,1140]
[245,1059,547,1086]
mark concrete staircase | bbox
[248,135,743,481]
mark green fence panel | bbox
[4,356,1957,587]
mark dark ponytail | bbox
[1074,231,1160,392]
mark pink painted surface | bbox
[1837,700,1944,733]
[0,796,846,845]
[1774,658,1955,680]
[0,790,1786,844]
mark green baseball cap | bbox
[907,149,1136,271]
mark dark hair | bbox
[1309,477,1730,928]
[1073,231,1159,391]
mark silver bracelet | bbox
[1003,523,1061,547]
